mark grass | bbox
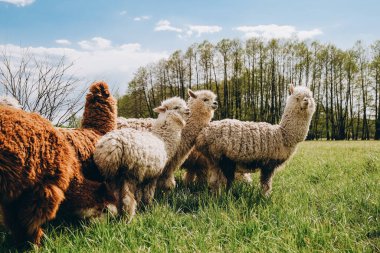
[0,141,379,252]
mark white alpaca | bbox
[0,95,21,108]
[116,94,251,186]
[157,89,218,191]
[117,96,190,130]
[195,84,316,195]
[93,107,186,219]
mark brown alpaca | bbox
[0,82,118,247]
[0,106,76,246]
[58,81,117,181]
[57,81,119,216]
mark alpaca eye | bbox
[203,98,209,102]
[174,106,179,110]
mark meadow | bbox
[0,141,379,252]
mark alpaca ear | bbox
[288,84,295,95]
[188,89,197,98]
[153,106,167,113]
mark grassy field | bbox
[0,141,379,252]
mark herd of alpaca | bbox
[0,83,315,247]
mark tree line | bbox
[118,38,380,140]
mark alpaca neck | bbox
[279,107,313,147]
[180,110,212,152]
[152,126,181,160]
[81,100,116,135]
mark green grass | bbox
[1,141,379,252]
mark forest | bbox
[118,38,380,140]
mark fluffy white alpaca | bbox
[116,94,251,186]
[0,95,22,108]
[93,107,186,219]
[117,96,190,130]
[195,84,316,195]
[157,89,218,191]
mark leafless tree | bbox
[0,49,86,126]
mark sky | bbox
[0,0,379,94]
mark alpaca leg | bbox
[1,202,29,247]
[141,178,158,206]
[22,184,64,245]
[235,172,253,184]
[195,168,208,185]
[183,169,196,185]
[207,162,226,194]
[119,180,137,221]
[219,156,236,190]
[157,172,176,192]
[260,167,276,196]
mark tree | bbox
[118,38,379,140]
[0,49,86,126]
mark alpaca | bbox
[0,85,118,247]
[195,84,316,195]
[115,95,249,186]
[157,89,218,191]
[58,81,117,181]
[0,96,21,108]
[0,106,76,246]
[93,108,186,219]
[58,176,117,219]
[117,96,190,130]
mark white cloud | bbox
[55,39,71,46]
[188,25,222,37]
[235,24,322,40]
[154,20,182,33]
[119,10,127,15]
[78,37,112,50]
[297,29,323,40]
[134,15,150,21]
[0,0,34,6]
[0,40,168,93]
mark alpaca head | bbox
[67,181,118,219]
[154,106,186,130]
[187,89,218,120]
[286,84,316,117]
[161,97,190,120]
[0,96,22,109]
[82,81,117,135]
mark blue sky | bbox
[0,0,379,92]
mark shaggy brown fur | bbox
[58,81,117,181]
[0,106,76,246]
[81,81,117,135]
[0,81,118,247]
[58,176,117,219]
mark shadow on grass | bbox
[154,178,270,214]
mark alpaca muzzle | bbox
[211,101,218,110]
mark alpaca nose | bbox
[303,98,309,105]
[212,101,218,109]
[185,108,190,114]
